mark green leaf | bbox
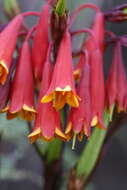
[76,111,110,180]
[123,8,127,15]
[4,0,20,18]
[55,0,66,16]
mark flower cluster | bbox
[0,2,127,143]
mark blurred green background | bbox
[0,0,127,190]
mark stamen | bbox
[72,133,77,150]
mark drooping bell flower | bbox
[7,41,36,121]
[32,3,50,83]
[41,30,79,110]
[73,18,104,81]
[90,49,105,128]
[106,41,127,119]
[85,11,105,53]
[73,53,85,81]
[28,43,66,142]
[0,59,16,112]
[75,12,104,82]
[0,15,23,84]
[66,51,91,139]
[28,103,67,142]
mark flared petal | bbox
[41,30,79,109]
[8,41,36,121]
[29,44,66,142]
[66,52,91,138]
[0,15,23,84]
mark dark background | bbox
[0,0,127,190]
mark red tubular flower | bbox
[0,59,16,111]
[41,30,79,110]
[28,103,67,142]
[28,43,66,142]
[66,51,91,138]
[7,41,36,121]
[90,49,105,128]
[0,15,23,84]
[106,42,127,118]
[32,3,50,83]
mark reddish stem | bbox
[46,41,54,61]
[69,3,100,28]
[22,11,40,17]
[82,49,89,63]
[105,31,116,39]
[71,28,98,49]
[25,25,37,41]
[47,0,54,4]
[18,31,28,37]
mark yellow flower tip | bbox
[42,136,54,142]
[28,128,54,143]
[52,92,66,110]
[84,124,89,137]
[9,106,36,121]
[55,127,67,141]
[73,69,81,80]
[73,95,80,107]
[67,92,80,108]
[78,132,83,142]
[28,128,41,143]
[55,85,72,92]
[0,60,9,84]
[41,93,53,103]
[116,104,123,113]
[97,123,106,130]
[19,110,35,121]
[20,105,36,121]
[23,104,36,113]
[1,105,9,113]
[91,115,98,126]
[65,122,72,134]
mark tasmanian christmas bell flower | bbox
[90,49,105,128]
[66,51,91,139]
[28,103,66,142]
[76,12,104,83]
[7,41,36,121]
[41,30,79,110]
[85,11,105,53]
[29,43,66,142]
[106,41,127,119]
[32,2,50,83]
[0,59,16,112]
[0,15,23,85]
[73,52,85,81]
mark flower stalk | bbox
[68,111,110,190]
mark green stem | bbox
[76,112,109,180]
[46,138,62,164]
[44,139,63,190]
